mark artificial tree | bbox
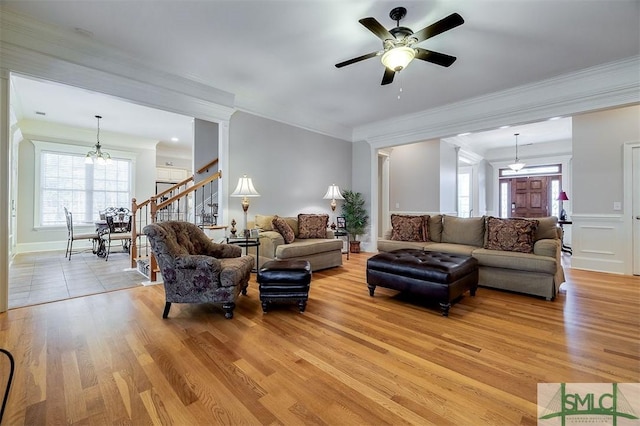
[340,190,369,253]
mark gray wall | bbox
[573,105,640,214]
[481,160,493,215]
[389,139,459,213]
[388,140,441,212]
[193,118,219,179]
[228,111,352,228]
[439,141,458,213]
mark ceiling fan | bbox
[335,7,464,85]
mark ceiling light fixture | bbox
[85,115,112,165]
[508,133,525,172]
[381,46,416,72]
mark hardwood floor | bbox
[0,252,638,425]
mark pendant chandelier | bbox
[508,133,525,172]
[85,115,112,165]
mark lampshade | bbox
[231,175,260,198]
[381,46,415,72]
[508,133,525,172]
[558,191,569,201]
[323,184,344,201]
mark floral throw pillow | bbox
[272,215,295,244]
[391,214,428,242]
[297,214,328,239]
[484,216,539,253]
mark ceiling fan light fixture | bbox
[381,46,415,71]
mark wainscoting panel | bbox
[570,214,626,274]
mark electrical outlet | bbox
[395,203,400,209]
[613,202,622,211]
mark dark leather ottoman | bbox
[257,260,312,313]
[366,249,479,316]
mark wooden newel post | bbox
[148,196,158,281]
[130,198,138,269]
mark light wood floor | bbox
[0,253,638,425]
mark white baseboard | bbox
[569,256,626,275]
[15,240,91,254]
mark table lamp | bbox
[231,175,260,234]
[323,184,344,229]
[558,191,569,221]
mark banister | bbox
[196,158,219,175]
[156,171,222,212]
[156,175,194,200]
[130,170,222,281]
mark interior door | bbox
[510,176,550,217]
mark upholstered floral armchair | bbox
[143,221,254,319]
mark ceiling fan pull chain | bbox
[397,73,403,100]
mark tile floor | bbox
[8,249,147,309]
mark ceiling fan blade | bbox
[414,48,457,67]
[411,13,464,43]
[335,51,379,68]
[359,17,394,41]
[381,68,395,85]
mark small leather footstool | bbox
[257,260,312,313]
[366,249,479,316]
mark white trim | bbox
[357,56,640,147]
[623,141,640,275]
[570,214,627,274]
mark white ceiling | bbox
[3,0,639,153]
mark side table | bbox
[333,229,349,260]
[557,220,572,255]
[226,236,261,271]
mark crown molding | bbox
[356,56,640,148]
[0,7,235,123]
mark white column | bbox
[0,70,10,312]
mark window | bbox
[500,181,509,218]
[458,169,471,218]
[34,141,133,227]
[550,179,560,218]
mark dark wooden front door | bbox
[511,176,550,217]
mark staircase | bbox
[130,160,222,282]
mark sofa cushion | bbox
[272,215,295,244]
[378,239,433,252]
[485,217,538,253]
[528,216,559,241]
[276,239,344,259]
[255,214,276,231]
[390,214,428,241]
[426,243,478,257]
[441,215,485,247]
[298,214,329,239]
[472,248,557,274]
[428,215,443,242]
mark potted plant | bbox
[340,190,369,253]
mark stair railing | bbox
[130,170,222,281]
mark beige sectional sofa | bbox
[248,214,344,271]
[377,214,565,300]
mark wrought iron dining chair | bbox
[99,214,132,261]
[64,207,99,260]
